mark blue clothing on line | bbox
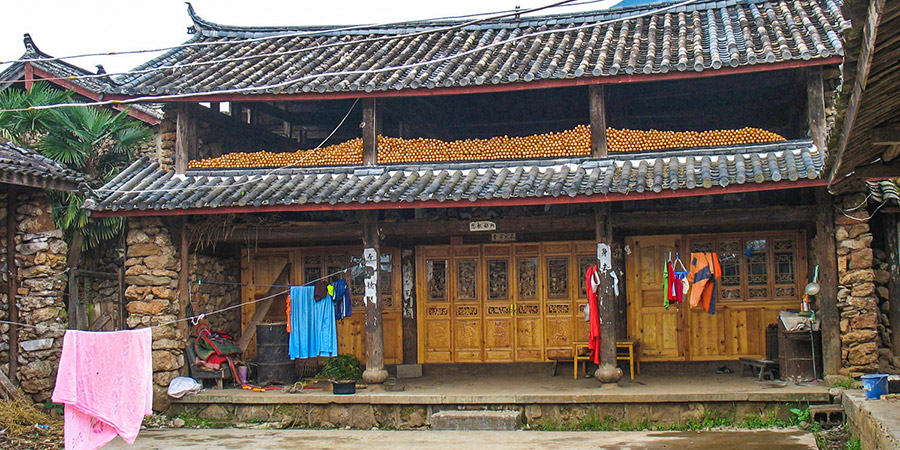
[332,279,353,320]
[289,286,337,359]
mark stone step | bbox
[430,410,522,431]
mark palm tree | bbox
[40,106,152,252]
[0,82,73,146]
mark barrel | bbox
[256,322,293,385]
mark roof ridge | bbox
[184,0,772,35]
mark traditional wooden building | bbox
[81,0,870,405]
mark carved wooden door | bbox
[418,247,452,363]
[483,245,514,362]
[514,244,544,361]
[453,245,483,362]
[626,235,686,361]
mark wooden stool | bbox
[739,357,779,381]
[567,342,640,380]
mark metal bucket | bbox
[256,322,293,385]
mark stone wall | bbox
[0,191,69,401]
[835,192,882,375]
[189,252,240,338]
[871,247,896,371]
[124,217,184,411]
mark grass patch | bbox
[175,412,230,428]
[830,377,858,389]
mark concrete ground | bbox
[106,429,817,449]
[175,371,832,405]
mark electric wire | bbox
[0,0,698,114]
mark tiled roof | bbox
[0,142,86,191]
[113,0,846,96]
[85,139,822,213]
[0,35,163,122]
[867,181,899,206]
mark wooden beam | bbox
[828,0,887,185]
[807,67,827,152]
[236,263,291,352]
[589,85,608,158]
[221,223,363,243]
[101,57,844,104]
[175,104,198,175]
[815,188,840,376]
[117,267,125,331]
[384,215,595,237]
[872,123,900,146]
[852,161,900,179]
[0,172,81,192]
[91,179,829,218]
[362,98,378,166]
[71,269,117,280]
[614,206,819,230]
[6,189,18,385]
[360,210,388,384]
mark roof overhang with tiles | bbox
[0,142,87,192]
[86,139,825,217]
[101,0,846,102]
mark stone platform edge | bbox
[843,390,900,450]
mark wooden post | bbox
[67,270,78,330]
[178,218,190,343]
[885,214,900,352]
[117,266,125,330]
[815,188,840,376]
[589,85,608,158]
[807,67,827,152]
[362,99,378,166]
[175,104,197,175]
[401,248,418,364]
[593,204,623,386]
[6,189,18,385]
[23,62,34,91]
[361,211,388,383]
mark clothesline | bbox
[0,261,369,331]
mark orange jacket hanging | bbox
[688,252,721,314]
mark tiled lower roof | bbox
[867,181,899,206]
[0,142,86,191]
[85,140,822,213]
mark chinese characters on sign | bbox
[364,248,378,307]
[468,221,497,232]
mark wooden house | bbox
[83,0,870,395]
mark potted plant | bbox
[316,354,363,395]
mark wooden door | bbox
[483,245,514,362]
[240,251,292,359]
[418,247,452,363]
[515,244,543,361]
[626,235,685,361]
[543,242,575,360]
[453,245,483,362]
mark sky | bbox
[0,0,634,76]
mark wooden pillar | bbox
[401,248,418,364]
[885,214,900,352]
[117,266,125,330]
[23,62,34,91]
[815,188,840,376]
[589,85,608,158]
[593,204,623,386]
[6,189,18,385]
[362,98,378,166]
[175,104,198,175]
[178,218,190,344]
[360,211,388,383]
[807,67,827,152]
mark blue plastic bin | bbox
[861,374,889,399]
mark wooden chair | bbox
[556,342,640,380]
[185,338,232,389]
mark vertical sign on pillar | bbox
[364,248,378,308]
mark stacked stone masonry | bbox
[871,246,897,370]
[835,192,884,375]
[189,253,240,338]
[124,217,185,411]
[1,191,69,402]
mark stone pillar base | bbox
[594,365,623,386]
[363,368,389,384]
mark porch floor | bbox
[174,370,832,405]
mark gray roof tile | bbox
[85,140,822,213]
[0,141,86,191]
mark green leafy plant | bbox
[789,407,810,424]
[830,376,857,389]
[316,354,363,381]
[846,436,861,450]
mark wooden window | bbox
[487,259,510,301]
[426,260,448,301]
[517,257,538,300]
[688,231,803,302]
